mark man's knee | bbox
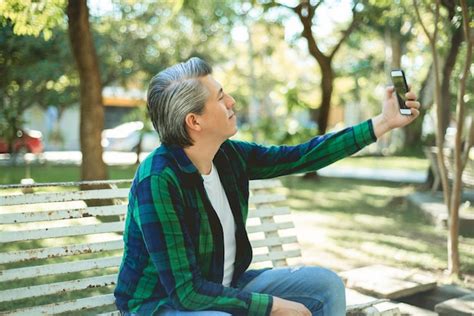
[301,267,345,298]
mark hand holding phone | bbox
[390,69,411,116]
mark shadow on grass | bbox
[280,175,474,278]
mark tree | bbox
[66,0,107,181]
[414,0,473,277]
[266,0,363,134]
[0,0,108,181]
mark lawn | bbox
[0,155,430,185]
[0,164,138,185]
[279,175,474,288]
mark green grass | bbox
[0,164,138,185]
[279,175,474,283]
[0,155,430,185]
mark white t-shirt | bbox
[201,163,236,287]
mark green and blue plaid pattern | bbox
[114,120,376,315]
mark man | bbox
[114,57,420,315]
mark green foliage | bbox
[93,0,239,88]
[0,0,65,40]
[0,0,471,155]
[0,22,77,143]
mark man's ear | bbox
[184,113,202,132]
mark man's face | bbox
[197,75,238,142]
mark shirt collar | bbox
[165,143,199,174]
[165,143,228,175]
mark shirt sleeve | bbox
[134,171,273,316]
[230,119,377,180]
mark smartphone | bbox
[391,69,411,116]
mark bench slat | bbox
[8,293,116,316]
[246,221,294,234]
[0,256,122,282]
[252,249,302,263]
[0,179,132,190]
[0,274,117,303]
[0,188,129,206]
[248,179,282,189]
[0,221,124,243]
[97,310,121,316]
[248,206,291,218]
[0,239,123,264]
[250,236,298,248]
[249,194,286,205]
[0,204,127,224]
[1,203,289,224]
[0,178,301,314]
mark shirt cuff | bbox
[248,293,273,316]
[353,119,377,149]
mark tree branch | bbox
[295,1,327,63]
[329,2,360,60]
[272,1,296,11]
[413,0,434,43]
[433,0,440,47]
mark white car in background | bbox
[101,121,160,152]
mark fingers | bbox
[386,86,395,98]
[405,91,420,110]
[405,91,417,101]
[410,108,420,118]
[405,100,420,110]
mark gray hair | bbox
[147,57,212,147]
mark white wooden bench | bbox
[0,179,301,315]
[424,146,474,192]
[0,178,403,315]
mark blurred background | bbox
[1,0,472,185]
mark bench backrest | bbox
[0,179,300,315]
[424,146,474,187]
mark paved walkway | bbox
[319,166,427,184]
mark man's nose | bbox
[226,95,236,109]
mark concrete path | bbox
[319,165,427,184]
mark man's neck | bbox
[183,138,222,175]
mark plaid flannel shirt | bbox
[114,120,376,315]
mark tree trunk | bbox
[404,64,434,148]
[390,30,402,69]
[440,24,464,137]
[448,0,472,277]
[318,60,334,134]
[294,2,358,135]
[66,0,107,181]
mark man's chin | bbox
[225,127,238,140]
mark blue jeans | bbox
[124,266,346,315]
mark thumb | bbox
[386,86,395,98]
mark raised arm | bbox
[229,86,420,180]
